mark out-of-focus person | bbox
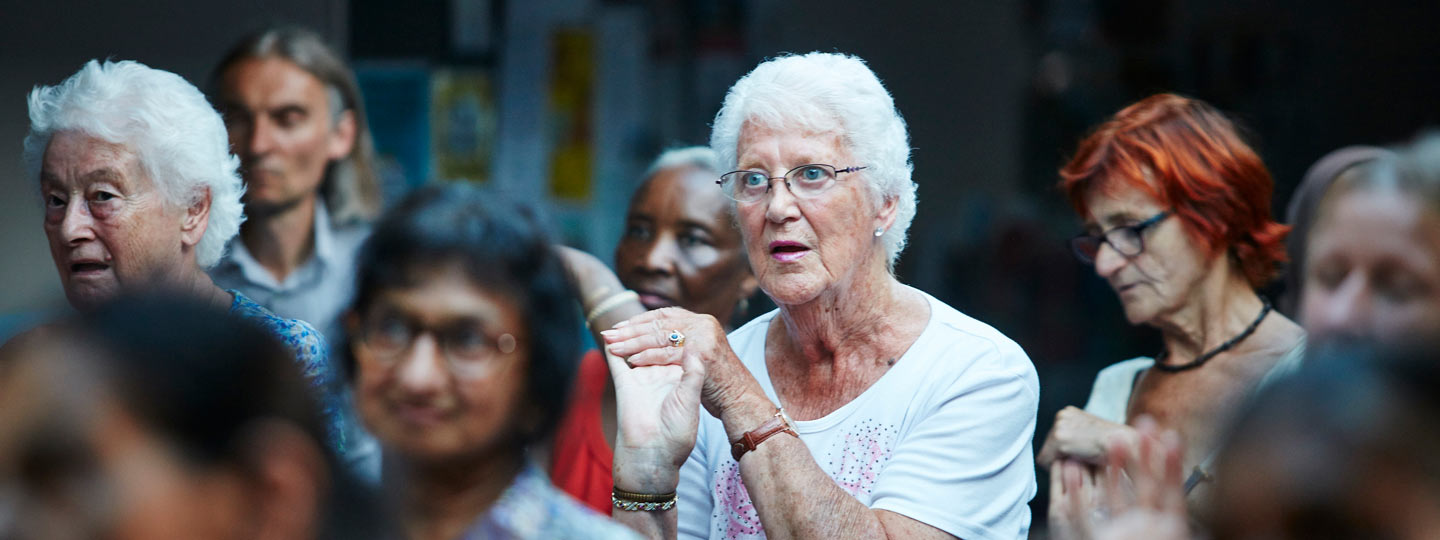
[208,26,381,349]
[346,184,639,539]
[1279,146,1393,316]
[1039,94,1306,531]
[17,59,353,455]
[0,295,391,540]
[1060,342,1440,540]
[551,146,758,514]
[1207,343,1440,540]
[601,52,1039,540]
[1298,134,1440,345]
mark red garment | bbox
[550,349,614,514]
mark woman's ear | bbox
[181,187,212,249]
[874,194,899,235]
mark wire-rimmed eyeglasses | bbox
[716,164,867,203]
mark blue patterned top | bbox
[460,462,640,540]
[228,290,353,455]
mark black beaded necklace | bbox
[1153,298,1272,373]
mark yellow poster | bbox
[548,28,594,201]
[432,70,496,183]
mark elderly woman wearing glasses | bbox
[1040,94,1306,535]
[600,53,1039,540]
[345,184,638,539]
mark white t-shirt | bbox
[677,292,1040,540]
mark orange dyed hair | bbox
[1059,93,1289,288]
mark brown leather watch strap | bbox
[731,410,798,462]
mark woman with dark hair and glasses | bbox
[1039,94,1305,535]
[344,183,637,539]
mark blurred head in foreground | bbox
[0,295,383,540]
[1211,343,1440,539]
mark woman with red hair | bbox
[1038,94,1306,535]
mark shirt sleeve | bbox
[1081,358,1152,423]
[868,342,1040,540]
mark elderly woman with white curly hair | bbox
[14,59,354,456]
[599,52,1039,540]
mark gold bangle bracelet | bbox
[586,290,639,326]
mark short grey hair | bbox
[642,146,721,181]
[1319,133,1440,217]
[23,60,244,269]
[709,52,917,267]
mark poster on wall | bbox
[547,27,595,202]
[431,70,497,183]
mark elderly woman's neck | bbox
[1156,268,1269,361]
[397,449,525,540]
[775,270,923,365]
[151,262,233,309]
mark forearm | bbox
[720,394,891,539]
[610,502,677,539]
[557,245,648,342]
[586,298,646,349]
[573,272,646,343]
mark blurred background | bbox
[1,0,1437,533]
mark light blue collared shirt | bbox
[210,199,370,351]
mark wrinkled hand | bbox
[601,308,735,491]
[1038,406,1138,468]
[1091,416,1190,540]
[602,343,703,486]
[602,307,746,419]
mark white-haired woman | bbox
[17,59,355,457]
[600,53,1039,540]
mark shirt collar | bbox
[310,198,338,268]
[221,198,337,289]
[463,462,553,539]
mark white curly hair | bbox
[709,52,917,268]
[23,59,244,268]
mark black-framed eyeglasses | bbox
[1070,211,1171,265]
[716,164,867,203]
[355,311,519,379]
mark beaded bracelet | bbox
[612,487,677,512]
